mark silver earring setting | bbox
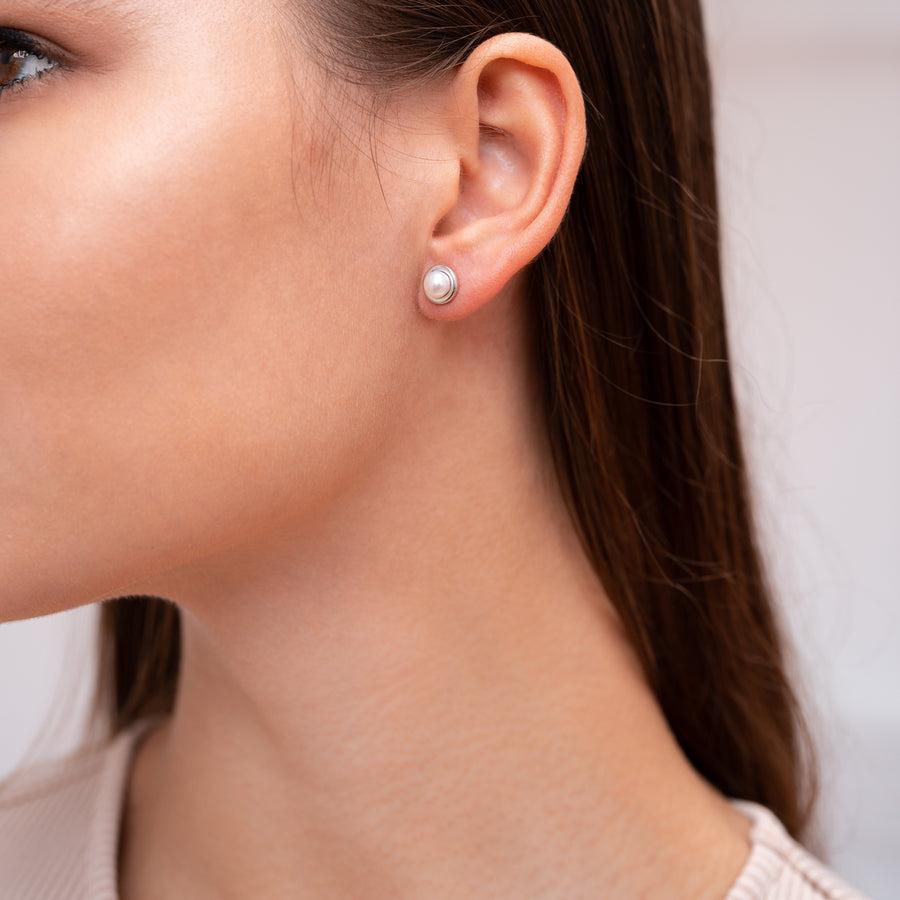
[423,265,458,305]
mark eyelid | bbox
[0,26,72,100]
[0,26,71,69]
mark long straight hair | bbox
[93,0,819,842]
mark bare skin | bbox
[1,0,751,897]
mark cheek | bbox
[0,64,415,619]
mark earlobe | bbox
[419,33,586,322]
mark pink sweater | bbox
[0,717,871,899]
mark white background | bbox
[1,1,897,896]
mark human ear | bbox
[419,33,586,321]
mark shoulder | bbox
[0,720,157,900]
[727,800,873,900]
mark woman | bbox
[0,0,871,897]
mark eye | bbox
[0,31,59,99]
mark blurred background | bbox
[1,0,897,896]
[706,1,899,893]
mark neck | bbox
[118,310,752,899]
[120,539,750,898]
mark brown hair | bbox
[92,0,819,842]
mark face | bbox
[0,0,436,619]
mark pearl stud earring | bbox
[423,265,458,305]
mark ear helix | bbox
[423,265,458,305]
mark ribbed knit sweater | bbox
[0,717,871,899]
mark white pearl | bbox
[425,269,450,298]
[424,266,457,304]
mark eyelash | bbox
[0,28,62,101]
